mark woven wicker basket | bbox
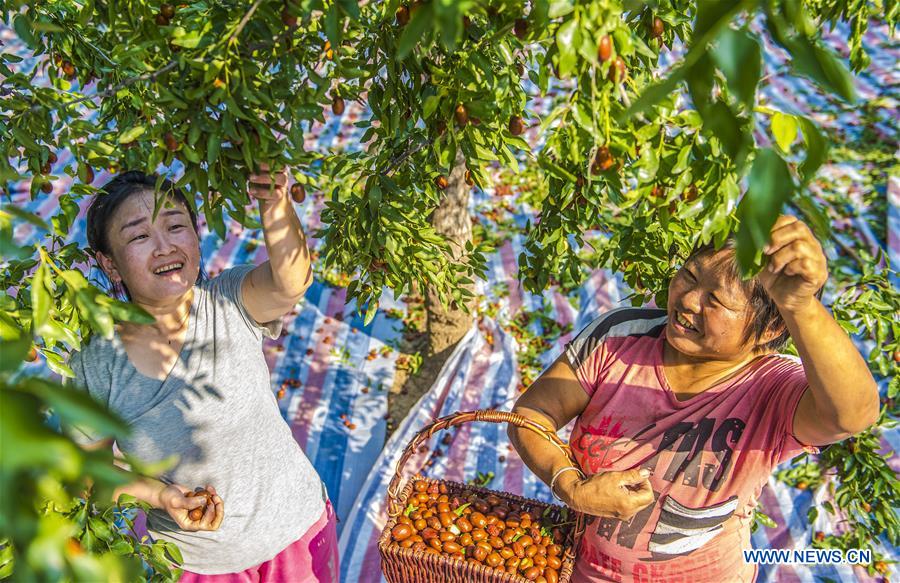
[378,409,584,583]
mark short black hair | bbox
[686,239,823,353]
[85,171,204,300]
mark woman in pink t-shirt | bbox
[509,216,879,582]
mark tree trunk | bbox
[425,152,474,355]
[387,154,474,439]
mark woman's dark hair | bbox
[686,239,824,354]
[86,171,204,300]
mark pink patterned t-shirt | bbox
[564,308,818,583]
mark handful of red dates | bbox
[389,479,572,582]
[185,487,213,522]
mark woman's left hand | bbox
[248,163,288,202]
[759,215,828,314]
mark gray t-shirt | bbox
[67,265,326,574]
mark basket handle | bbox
[386,409,580,516]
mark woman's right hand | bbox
[557,468,655,520]
[158,484,225,532]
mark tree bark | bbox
[387,154,474,439]
[425,151,474,355]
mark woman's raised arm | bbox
[761,215,879,445]
[242,164,313,324]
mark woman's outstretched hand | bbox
[248,163,288,202]
[158,484,225,532]
[759,215,828,314]
[556,468,655,520]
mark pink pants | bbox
[179,502,339,583]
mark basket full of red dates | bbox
[378,410,585,583]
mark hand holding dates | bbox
[556,468,654,521]
[159,484,225,532]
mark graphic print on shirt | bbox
[572,414,629,472]
[642,417,746,492]
[647,495,739,559]
[577,415,746,558]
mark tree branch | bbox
[227,0,265,46]
[792,198,865,267]
[831,232,865,268]
[30,60,179,114]
[384,138,428,176]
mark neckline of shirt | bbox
[113,285,201,383]
[654,328,774,409]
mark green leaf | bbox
[555,235,568,255]
[0,235,32,261]
[620,66,685,122]
[695,0,742,38]
[701,101,749,164]
[422,95,440,119]
[207,204,226,239]
[0,333,31,373]
[397,3,433,59]
[637,146,659,183]
[338,0,361,20]
[548,0,574,18]
[497,41,514,66]
[206,132,221,167]
[735,148,795,273]
[110,540,135,555]
[3,205,50,231]
[555,19,578,78]
[11,126,40,150]
[170,29,203,49]
[711,28,761,109]
[538,157,577,183]
[88,517,114,542]
[771,112,798,153]
[31,262,51,333]
[44,349,75,378]
[797,116,826,182]
[324,4,341,49]
[363,299,379,326]
[367,184,382,208]
[163,541,183,565]
[673,145,692,174]
[99,296,155,325]
[294,103,325,120]
[0,390,81,477]
[118,125,146,144]
[786,37,857,102]
[43,318,81,349]
[0,543,13,578]
[22,377,129,437]
[13,14,37,48]
[59,268,89,291]
[687,54,715,113]
[73,289,114,338]
[435,3,461,51]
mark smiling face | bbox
[95,189,201,306]
[665,249,771,361]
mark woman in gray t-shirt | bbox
[68,170,337,580]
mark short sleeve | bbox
[563,313,616,397]
[208,265,283,339]
[762,357,820,465]
[564,307,667,398]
